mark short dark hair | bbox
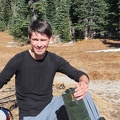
[28,19,52,39]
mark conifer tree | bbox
[29,0,47,20]
[46,0,57,35]
[55,0,72,41]
[70,0,108,39]
[46,0,72,41]
[105,0,119,39]
[0,0,5,31]
[0,0,12,30]
[118,0,120,37]
[9,0,30,42]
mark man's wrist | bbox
[80,80,88,85]
[79,75,89,84]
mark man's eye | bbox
[33,39,38,41]
[41,39,47,41]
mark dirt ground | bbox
[0,31,120,120]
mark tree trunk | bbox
[84,18,89,40]
[84,25,88,40]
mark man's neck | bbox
[29,49,46,60]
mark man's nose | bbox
[37,41,42,47]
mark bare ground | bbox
[0,31,120,120]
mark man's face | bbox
[28,32,52,59]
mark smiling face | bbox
[28,32,52,60]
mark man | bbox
[0,19,89,120]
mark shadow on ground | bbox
[102,40,120,48]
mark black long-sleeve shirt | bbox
[0,50,88,118]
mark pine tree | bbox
[55,0,72,41]
[70,0,108,39]
[46,0,72,42]
[105,0,119,39]
[46,0,57,34]
[118,0,120,38]
[0,0,5,31]
[9,0,31,42]
[4,0,12,27]
[29,0,47,20]
[0,0,12,31]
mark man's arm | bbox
[54,54,90,100]
[0,53,22,89]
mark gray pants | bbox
[23,92,104,120]
[23,96,69,120]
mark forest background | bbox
[0,0,120,42]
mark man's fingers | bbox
[74,89,87,98]
[76,92,87,101]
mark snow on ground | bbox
[86,48,120,52]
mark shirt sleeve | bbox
[55,55,89,82]
[0,54,22,88]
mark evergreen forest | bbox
[0,0,120,42]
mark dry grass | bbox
[48,39,120,80]
[0,31,120,120]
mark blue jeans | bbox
[23,96,69,120]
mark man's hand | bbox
[74,75,89,100]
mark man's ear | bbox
[49,36,53,42]
[27,36,31,44]
[28,35,30,40]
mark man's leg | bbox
[23,96,69,120]
[47,96,69,120]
